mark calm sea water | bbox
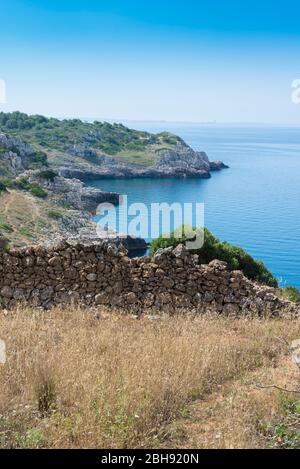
[91,124,300,289]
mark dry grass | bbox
[0,190,60,247]
[0,306,300,448]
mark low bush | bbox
[47,209,63,220]
[29,185,47,198]
[265,395,300,449]
[278,286,300,303]
[18,226,33,238]
[0,181,7,193]
[0,222,13,233]
[13,178,47,198]
[37,170,57,181]
[29,151,48,168]
[13,177,31,191]
[150,226,277,287]
[0,178,13,189]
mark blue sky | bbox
[1,0,300,123]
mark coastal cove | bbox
[91,124,300,289]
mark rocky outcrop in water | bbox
[57,140,228,181]
[209,161,229,171]
[1,113,228,180]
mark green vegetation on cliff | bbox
[0,189,68,247]
[279,286,300,302]
[150,227,278,287]
[0,111,182,167]
[0,181,7,193]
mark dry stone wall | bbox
[0,240,298,315]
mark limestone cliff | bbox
[0,132,44,176]
[0,112,228,181]
[57,138,228,180]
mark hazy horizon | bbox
[2,111,300,128]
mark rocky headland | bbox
[57,143,228,181]
[0,112,228,250]
[0,113,228,183]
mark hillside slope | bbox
[0,189,94,248]
[0,112,227,180]
[0,112,226,248]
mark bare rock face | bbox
[209,161,229,171]
[80,185,119,212]
[0,240,298,317]
[57,141,228,181]
[13,170,146,253]
[1,120,228,182]
[155,147,211,177]
[208,259,228,270]
[0,132,40,175]
[0,237,8,252]
[25,170,120,213]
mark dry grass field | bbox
[0,190,60,247]
[0,306,300,449]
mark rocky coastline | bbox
[1,116,228,252]
[22,170,148,253]
[57,146,228,182]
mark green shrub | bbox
[16,428,46,449]
[30,151,48,167]
[0,181,7,193]
[150,226,278,287]
[265,395,300,449]
[13,177,31,191]
[13,178,47,198]
[34,151,47,162]
[18,226,33,238]
[29,184,47,198]
[125,141,146,152]
[47,208,63,220]
[0,222,13,233]
[158,132,179,146]
[37,169,57,181]
[278,286,300,303]
[0,178,13,189]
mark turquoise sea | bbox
[91,124,300,289]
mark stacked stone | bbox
[0,240,298,316]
